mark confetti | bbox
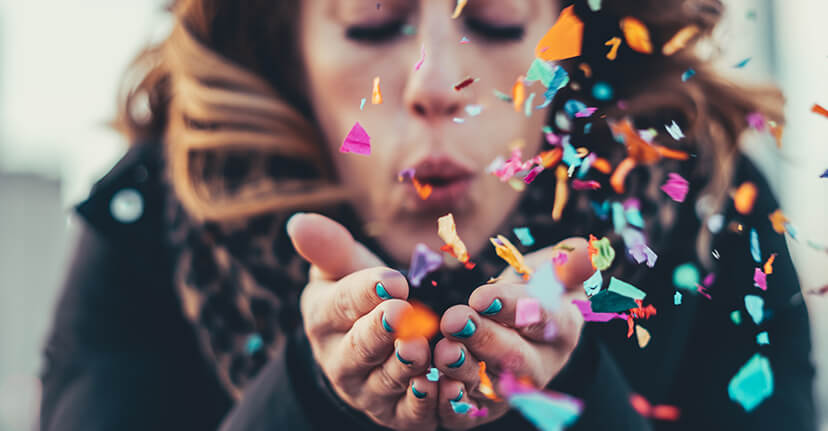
[552,165,570,221]
[662,25,699,56]
[491,235,533,279]
[372,76,383,104]
[413,43,426,71]
[746,112,766,131]
[587,0,602,12]
[660,173,689,202]
[411,178,433,199]
[451,0,469,19]
[513,227,536,246]
[745,295,764,324]
[592,81,614,101]
[535,5,584,61]
[454,76,478,91]
[589,290,638,313]
[573,299,626,322]
[768,209,789,234]
[460,36,471,44]
[571,179,601,190]
[516,298,543,327]
[588,235,616,271]
[733,57,752,68]
[604,36,622,60]
[526,58,556,88]
[673,262,700,290]
[524,93,537,117]
[681,68,696,82]
[583,270,603,296]
[397,168,415,182]
[508,391,582,430]
[629,394,681,421]
[635,325,651,348]
[665,121,685,140]
[360,97,367,111]
[728,353,774,412]
[731,310,742,325]
[750,228,761,263]
[339,122,371,155]
[397,302,439,340]
[465,104,483,116]
[408,243,443,287]
[610,157,636,193]
[812,103,828,118]
[732,182,758,215]
[764,253,777,275]
[575,107,598,118]
[245,333,263,354]
[478,361,500,401]
[426,367,440,382]
[674,291,682,305]
[608,276,647,301]
[753,268,767,291]
[620,16,653,54]
[452,117,465,124]
[513,76,526,112]
[527,263,564,310]
[757,331,770,345]
[438,213,473,267]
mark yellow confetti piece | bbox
[451,0,469,19]
[535,5,584,61]
[620,17,653,54]
[512,76,526,113]
[478,361,501,401]
[636,324,651,348]
[588,235,616,271]
[552,165,569,221]
[604,36,622,60]
[490,234,533,280]
[438,213,470,264]
[764,253,777,275]
[732,182,758,215]
[768,209,789,234]
[397,302,439,340]
[662,25,699,56]
[372,76,383,104]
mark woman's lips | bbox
[403,157,476,212]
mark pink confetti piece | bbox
[575,107,598,118]
[515,298,542,327]
[544,321,558,340]
[414,43,426,71]
[469,407,489,417]
[747,112,766,132]
[460,36,471,44]
[660,172,689,202]
[552,252,568,266]
[572,299,627,322]
[340,122,371,155]
[753,267,767,291]
[571,179,601,190]
[523,166,545,184]
[545,132,562,146]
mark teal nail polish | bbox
[447,349,465,368]
[375,282,392,300]
[481,298,503,315]
[382,314,394,332]
[451,319,476,338]
[396,351,413,365]
[411,384,427,399]
[451,388,464,402]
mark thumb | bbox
[286,212,384,281]
[500,237,593,290]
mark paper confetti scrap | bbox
[460,36,470,44]
[438,213,473,268]
[571,179,601,190]
[768,209,789,234]
[513,76,526,112]
[535,5,583,61]
[360,97,366,111]
[516,298,543,327]
[527,263,564,310]
[662,25,699,56]
[728,353,774,412]
[587,0,602,12]
[731,310,742,325]
[589,290,639,313]
[451,0,469,19]
[573,299,626,322]
[747,112,766,131]
[620,16,653,54]
[673,262,700,290]
[513,227,536,246]
[465,104,483,116]
[753,267,767,291]
[478,361,500,401]
[764,253,777,275]
[630,394,681,421]
[604,36,622,60]
[745,295,764,324]
[491,235,533,279]
[411,178,433,200]
[454,76,478,92]
[681,68,696,82]
[812,104,828,118]
[588,235,616,271]
[635,325,651,348]
[732,182,758,215]
[733,57,752,68]
[413,43,426,71]
[665,121,685,140]
[339,122,371,155]
[408,243,443,287]
[372,76,383,104]
[661,173,689,202]
[608,276,647,301]
[426,367,440,382]
[508,391,582,431]
[583,270,603,296]
[674,291,682,305]
[757,331,770,345]
[397,302,439,340]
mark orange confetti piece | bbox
[732,182,758,215]
[539,148,563,168]
[655,146,690,161]
[579,63,592,78]
[512,76,526,113]
[764,253,777,275]
[604,36,622,60]
[591,157,612,174]
[552,165,569,221]
[812,104,828,118]
[477,361,501,401]
[610,157,636,194]
[662,25,699,56]
[438,213,470,264]
[610,120,661,164]
[620,17,653,54]
[372,76,383,104]
[451,0,469,19]
[412,178,433,200]
[769,122,784,148]
[535,5,583,61]
[396,302,439,340]
[490,235,533,280]
[768,209,789,234]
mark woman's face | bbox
[300,0,558,265]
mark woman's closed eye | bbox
[345,20,406,43]
[464,17,525,42]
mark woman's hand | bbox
[433,238,594,430]
[288,213,438,431]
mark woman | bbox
[40,0,816,430]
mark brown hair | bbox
[115,0,783,264]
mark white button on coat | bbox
[110,188,144,223]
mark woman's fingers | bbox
[437,378,476,430]
[364,337,431,397]
[394,375,439,431]
[433,338,479,389]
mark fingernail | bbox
[381,313,394,333]
[396,351,413,365]
[285,212,305,237]
[447,349,465,368]
[451,388,464,402]
[411,384,427,399]
[481,298,503,315]
[451,318,476,338]
[375,282,392,300]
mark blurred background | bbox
[0,1,826,430]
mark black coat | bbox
[39,141,816,430]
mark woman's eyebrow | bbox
[330,0,413,20]
[462,0,534,19]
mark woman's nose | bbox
[402,26,468,121]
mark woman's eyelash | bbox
[345,20,405,42]
[464,17,525,41]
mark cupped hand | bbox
[288,213,438,431]
[433,238,594,430]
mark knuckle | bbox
[348,330,384,364]
[376,366,408,394]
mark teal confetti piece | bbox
[542,126,553,134]
[731,310,742,325]
[733,57,752,68]
[750,228,761,263]
[561,138,582,168]
[681,68,696,82]
[564,99,587,119]
[673,262,700,290]
[513,227,535,246]
[745,295,764,324]
[612,202,627,234]
[524,93,536,117]
[401,24,417,35]
[508,392,582,431]
[674,291,682,305]
[757,331,769,345]
[360,98,367,111]
[426,367,440,382]
[592,81,613,101]
[728,353,774,412]
[465,104,483,116]
[526,58,555,88]
[587,0,602,11]
[590,290,638,313]
[608,276,646,301]
[624,206,644,229]
[494,89,513,102]
[583,270,602,296]
[245,333,263,355]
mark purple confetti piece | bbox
[408,243,442,287]
[660,172,689,202]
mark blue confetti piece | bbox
[525,93,536,117]
[750,228,761,263]
[674,291,683,305]
[526,58,556,88]
[564,100,587,119]
[681,68,696,82]
[592,81,613,101]
[612,202,627,234]
[583,270,602,296]
[624,206,645,229]
[360,98,367,111]
[820,169,828,178]
[757,331,769,345]
[591,200,611,220]
[728,353,774,412]
[561,137,582,169]
[508,392,582,431]
[513,227,536,246]
[245,333,264,355]
[733,57,752,68]
[583,123,593,134]
[673,262,700,290]
[426,367,440,382]
[745,295,764,324]
[608,277,646,301]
